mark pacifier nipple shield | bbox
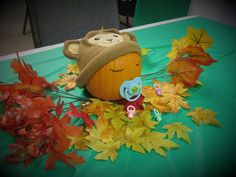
[119,77,142,102]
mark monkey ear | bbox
[121,32,137,42]
[63,40,80,60]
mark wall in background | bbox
[188,0,236,28]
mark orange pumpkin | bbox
[86,53,142,100]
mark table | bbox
[1,16,236,177]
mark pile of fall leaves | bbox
[0,27,220,170]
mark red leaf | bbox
[178,46,217,66]
[167,59,203,87]
[46,115,85,170]
[55,98,64,117]
[119,95,145,110]
[10,58,56,90]
[67,103,94,127]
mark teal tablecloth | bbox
[0,17,236,177]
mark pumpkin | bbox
[86,52,142,100]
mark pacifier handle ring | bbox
[127,105,136,112]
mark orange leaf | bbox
[178,46,216,66]
[167,59,203,87]
[10,58,55,90]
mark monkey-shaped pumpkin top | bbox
[63,29,141,88]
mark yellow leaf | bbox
[186,27,213,50]
[125,127,146,153]
[104,106,129,130]
[167,37,190,60]
[141,48,149,56]
[196,80,204,86]
[53,74,77,90]
[141,131,179,157]
[67,63,80,75]
[143,81,189,114]
[67,134,87,150]
[86,116,115,143]
[87,140,121,161]
[82,98,113,117]
[186,107,220,126]
[131,110,158,129]
[163,122,192,143]
[142,85,170,113]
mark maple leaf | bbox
[163,122,192,143]
[142,86,170,113]
[141,48,149,56]
[53,74,77,90]
[55,98,64,117]
[86,116,116,143]
[67,63,80,75]
[67,134,88,150]
[66,103,94,127]
[143,81,189,114]
[167,59,203,87]
[141,131,179,157]
[161,94,190,114]
[46,115,85,170]
[87,140,121,161]
[104,105,129,130]
[125,127,146,153]
[186,107,220,126]
[10,58,55,90]
[131,110,158,129]
[167,37,190,60]
[186,27,213,50]
[177,46,217,66]
[81,98,113,117]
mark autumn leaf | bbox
[141,48,149,56]
[125,127,146,153]
[131,110,158,129]
[167,59,203,87]
[143,81,189,114]
[66,103,94,127]
[86,116,116,143]
[53,74,77,90]
[104,105,129,130]
[163,122,192,143]
[167,37,190,60]
[86,140,121,161]
[186,27,213,50]
[67,134,87,150]
[186,107,220,126]
[46,115,85,170]
[81,98,113,117]
[67,63,79,75]
[10,58,55,90]
[177,46,216,66]
[141,131,179,157]
[142,86,170,113]
[196,80,204,86]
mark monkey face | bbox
[88,33,124,47]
